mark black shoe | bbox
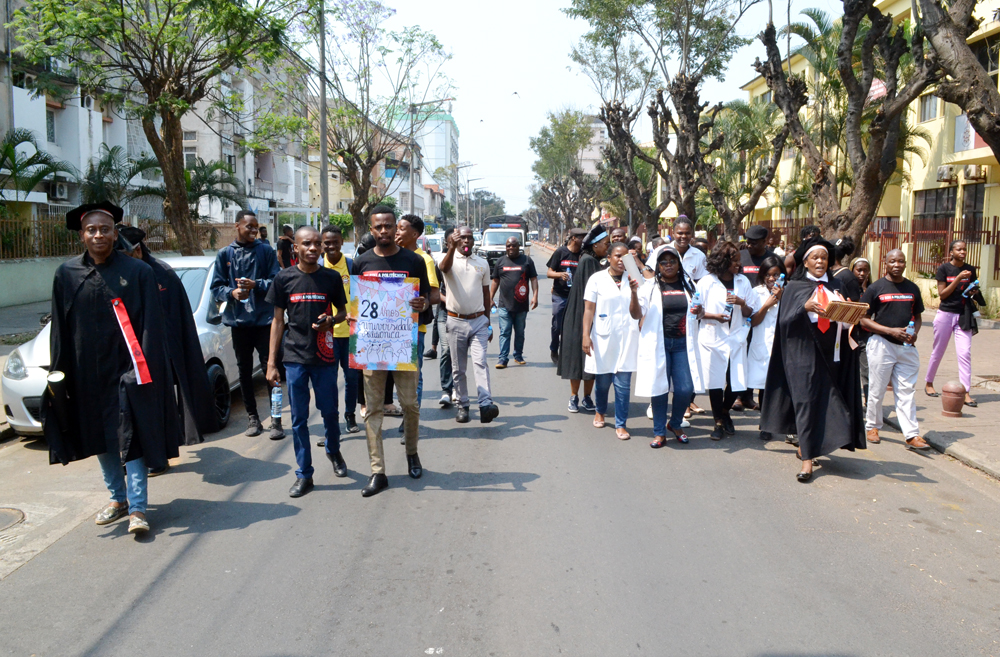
[424,347,438,359]
[722,415,735,435]
[361,473,389,497]
[550,351,559,365]
[479,403,499,424]
[245,414,262,437]
[407,453,422,479]
[456,406,470,423]
[289,477,314,497]
[327,451,347,477]
[268,419,285,441]
[345,413,360,434]
[785,435,799,446]
[759,431,772,441]
[797,470,813,483]
[710,424,725,441]
[148,465,169,477]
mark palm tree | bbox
[0,128,74,207]
[78,145,161,207]
[140,158,246,219]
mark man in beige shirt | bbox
[439,226,499,424]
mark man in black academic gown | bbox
[44,202,182,535]
[119,226,220,464]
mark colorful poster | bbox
[348,274,419,371]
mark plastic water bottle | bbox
[270,386,282,419]
[488,325,494,339]
[723,297,734,321]
[963,279,980,299]
[491,305,498,315]
[690,291,701,315]
[904,320,915,347]
[774,273,785,291]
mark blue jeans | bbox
[594,371,632,428]
[550,294,568,353]
[333,336,359,415]
[285,362,340,479]
[497,308,527,363]
[416,331,425,407]
[650,337,695,435]
[97,452,148,515]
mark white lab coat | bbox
[694,273,760,392]
[583,270,640,374]
[633,278,703,398]
[746,285,779,389]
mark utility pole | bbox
[317,0,329,226]
[466,177,483,226]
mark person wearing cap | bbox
[731,224,774,413]
[760,237,866,482]
[558,225,610,413]
[210,210,283,439]
[44,202,184,535]
[546,228,586,363]
[119,226,220,469]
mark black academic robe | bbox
[759,275,866,460]
[558,252,603,381]
[142,247,220,443]
[44,250,182,469]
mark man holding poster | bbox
[351,206,432,498]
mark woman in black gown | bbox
[759,237,866,482]
[558,225,611,412]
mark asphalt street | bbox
[1,251,1000,656]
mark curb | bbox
[884,410,1000,481]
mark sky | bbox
[389,0,841,214]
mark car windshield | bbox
[174,267,208,308]
[483,231,521,247]
[425,236,442,252]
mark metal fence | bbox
[866,216,1000,278]
[0,214,236,260]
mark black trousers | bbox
[708,363,738,423]
[231,325,272,417]
[358,371,394,406]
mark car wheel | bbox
[207,363,231,428]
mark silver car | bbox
[1,256,242,436]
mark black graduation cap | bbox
[117,225,146,245]
[65,201,124,231]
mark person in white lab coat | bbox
[746,255,786,441]
[583,243,640,439]
[692,241,760,440]
[632,247,702,447]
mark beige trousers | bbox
[362,369,419,474]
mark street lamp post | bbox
[317,0,329,225]
[465,177,484,226]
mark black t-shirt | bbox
[862,276,925,345]
[834,267,863,302]
[740,248,774,280]
[935,262,978,313]
[546,246,580,298]
[492,254,537,313]
[277,236,294,267]
[351,247,432,326]
[660,280,689,340]
[265,266,348,365]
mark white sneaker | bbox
[439,393,452,408]
[680,419,691,429]
[646,404,653,420]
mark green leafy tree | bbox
[139,159,246,220]
[529,110,594,180]
[441,200,456,220]
[11,0,298,254]
[0,129,74,209]
[79,145,161,207]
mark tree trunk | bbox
[141,111,202,256]
[920,0,1000,163]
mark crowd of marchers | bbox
[41,201,535,538]
[545,217,986,482]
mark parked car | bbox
[1,256,245,437]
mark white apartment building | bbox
[580,115,607,177]
[416,107,460,206]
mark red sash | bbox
[111,298,152,385]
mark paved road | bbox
[1,252,1000,656]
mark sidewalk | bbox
[879,311,1000,480]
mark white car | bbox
[2,256,243,436]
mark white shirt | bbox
[583,270,640,374]
[442,253,490,315]
[679,246,707,281]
